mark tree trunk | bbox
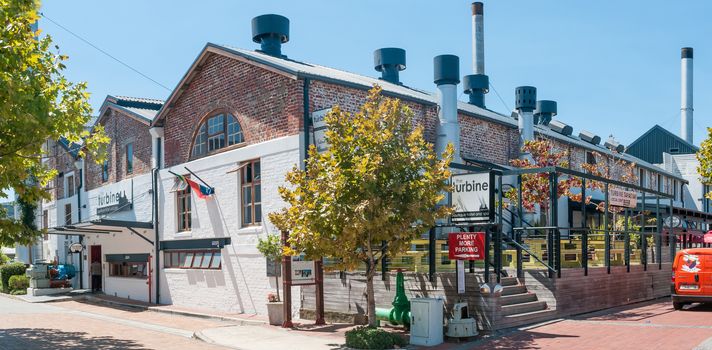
[366,261,377,327]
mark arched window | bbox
[191,113,244,158]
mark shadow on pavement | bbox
[0,328,147,349]
[472,330,579,350]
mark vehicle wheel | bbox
[673,302,684,310]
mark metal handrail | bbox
[501,235,556,273]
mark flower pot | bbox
[267,301,284,326]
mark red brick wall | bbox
[85,108,152,191]
[162,53,303,167]
[460,114,518,165]
[46,140,76,200]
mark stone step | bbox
[499,277,519,287]
[500,292,538,306]
[501,300,548,316]
[501,284,527,296]
[499,309,558,330]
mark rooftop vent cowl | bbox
[534,100,557,125]
[463,74,489,108]
[252,14,290,57]
[515,86,537,112]
[579,130,601,145]
[374,48,406,85]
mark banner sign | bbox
[290,255,316,285]
[609,188,637,208]
[95,180,133,215]
[451,173,492,223]
[310,109,331,153]
[448,232,485,260]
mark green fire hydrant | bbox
[374,270,411,328]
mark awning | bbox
[160,237,231,250]
[105,253,150,263]
[47,219,154,245]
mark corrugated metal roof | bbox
[627,125,698,164]
[114,95,165,108]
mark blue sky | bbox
[2,0,703,204]
[37,1,711,145]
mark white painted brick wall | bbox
[159,135,302,316]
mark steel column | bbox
[641,192,647,271]
[604,183,610,274]
[624,208,630,273]
[656,196,662,269]
[669,198,676,258]
[484,227,490,284]
[582,178,588,276]
[429,227,436,283]
[548,173,556,279]
[516,174,523,279]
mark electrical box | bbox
[410,298,444,346]
[446,302,478,338]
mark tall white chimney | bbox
[472,2,484,75]
[434,55,462,163]
[515,86,537,148]
[681,47,693,144]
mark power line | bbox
[39,12,171,92]
[488,80,511,113]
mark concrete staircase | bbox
[497,277,556,329]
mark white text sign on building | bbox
[609,187,637,208]
[310,109,331,153]
[451,172,492,223]
[95,181,133,216]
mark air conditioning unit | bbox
[410,298,444,346]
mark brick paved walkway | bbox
[470,300,712,350]
[0,294,230,349]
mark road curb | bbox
[193,329,245,350]
[80,295,267,326]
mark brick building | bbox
[38,12,690,327]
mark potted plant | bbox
[257,234,283,326]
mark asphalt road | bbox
[0,294,231,350]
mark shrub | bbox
[11,289,26,295]
[345,326,407,350]
[0,253,9,265]
[0,262,26,292]
[9,275,29,292]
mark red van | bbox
[671,248,712,310]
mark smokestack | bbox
[681,47,693,144]
[374,48,406,85]
[252,14,290,57]
[515,86,537,145]
[472,2,484,75]
[433,55,461,163]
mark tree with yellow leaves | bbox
[270,86,452,327]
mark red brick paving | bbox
[471,301,712,350]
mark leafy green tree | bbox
[0,0,108,246]
[257,234,283,302]
[697,127,712,199]
[270,86,452,327]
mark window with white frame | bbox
[176,179,191,232]
[65,173,75,198]
[191,113,244,158]
[163,249,222,269]
[64,203,72,225]
[241,160,261,226]
[126,143,134,174]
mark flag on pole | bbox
[175,173,214,199]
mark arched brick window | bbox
[191,112,243,158]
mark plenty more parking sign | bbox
[451,172,493,223]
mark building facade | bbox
[35,13,691,326]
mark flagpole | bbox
[184,167,213,190]
[167,170,181,177]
